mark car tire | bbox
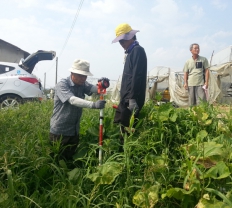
[0,95,22,110]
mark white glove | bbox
[128,99,139,114]
[92,100,106,109]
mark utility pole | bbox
[44,72,46,90]
[55,57,58,85]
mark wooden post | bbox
[44,72,46,90]
[55,57,58,85]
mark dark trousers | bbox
[49,133,79,160]
[188,86,206,106]
[114,101,139,127]
[114,101,140,150]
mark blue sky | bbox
[1,0,232,88]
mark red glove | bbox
[112,105,118,109]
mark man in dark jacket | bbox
[112,23,147,149]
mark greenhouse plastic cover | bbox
[111,65,221,107]
[209,46,232,102]
[210,45,232,66]
[169,71,221,107]
[110,66,170,102]
[110,46,232,105]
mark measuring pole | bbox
[97,78,110,166]
[99,93,104,166]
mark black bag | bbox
[196,61,205,82]
[196,61,203,69]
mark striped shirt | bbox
[50,75,93,136]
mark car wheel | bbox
[0,95,21,110]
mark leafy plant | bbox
[1,100,232,207]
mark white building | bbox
[0,39,30,63]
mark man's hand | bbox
[204,82,208,89]
[92,100,106,109]
[184,83,188,90]
[128,99,139,114]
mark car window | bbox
[0,64,15,74]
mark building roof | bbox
[0,39,30,57]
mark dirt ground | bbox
[214,104,231,113]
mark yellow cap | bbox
[115,23,132,37]
[112,23,139,43]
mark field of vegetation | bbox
[1,99,232,207]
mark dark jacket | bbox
[120,45,147,108]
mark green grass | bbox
[0,100,232,207]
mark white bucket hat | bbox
[69,59,93,76]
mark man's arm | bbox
[184,72,189,90]
[183,60,189,90]
[90,85,98,93]
[68,96,106,109]
[204,68,209,89]
[203,57,210,89]
[130,47,147,99]
[69,96,94,108]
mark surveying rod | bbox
[97,78,110,165]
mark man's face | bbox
[191,44,200,56]
[71,73,87,85]
[119,39,134,50]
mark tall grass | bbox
[0,100,232,207]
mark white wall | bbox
[0,42,27,63]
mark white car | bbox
[0,50,56,109]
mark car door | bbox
[0,64,16,90]
[19,50,56,73]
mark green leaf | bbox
[170,112,178,122]
[87,126,99,137]
[218,120,229,132]
[158,105,173,121]
[155,92,163,101]
[196,130,208,140]
[144,154,165,166]
[203,142,223,158]
[133,185,159,207]
[58,159,68,169]
[162,187,195,200]
[159,115,168,122]
[184,142,223,159]
[196,197,231,208]
[0,193,8,203]
[67,168,80,183]
[204,119,212,126]
[87,162,123,185]
[226,191,232,202]
[202,113,209,121]
[205,188,232,207]
[203,161,230,179]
